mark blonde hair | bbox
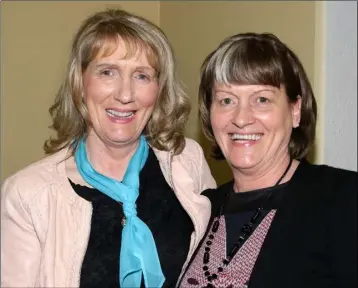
[44,9,190,155]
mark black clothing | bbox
[181,160,357,288]
[70,148,193,288]
[224,182,286,256]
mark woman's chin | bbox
[97,133,141,147]
[229,159,259,171]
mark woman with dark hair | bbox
[179,33,357,288]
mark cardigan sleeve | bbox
[1,177,42,287]
[196,142,217,192]
[327,169,357,287]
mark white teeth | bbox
[106,109,134,117]
[231,134,261,141]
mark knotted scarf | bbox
[74,135,165,287]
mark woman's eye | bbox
[135,73,150,82]
[220,98,233,105]
[257,96,269,103]
[100,69,114,76]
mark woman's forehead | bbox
[91,36,158,70]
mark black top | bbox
[180,159,357,288]
[224,181,287,255]
[70,148,193,288]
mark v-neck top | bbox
[180,160,357,288]
[224,181,288,254]
[180,178,289,287]
[69,148,194,288]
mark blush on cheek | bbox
[141,97,157,107]
[211,113,227,131]
[139,88,159,107]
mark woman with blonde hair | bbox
[1,9,216,288]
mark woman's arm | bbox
[1,177,42,287]
[329,170,357,287]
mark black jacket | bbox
[202,160,357,288]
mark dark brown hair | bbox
[199,32,317,160]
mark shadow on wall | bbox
[197,129,318,187]
[306,142,317,164]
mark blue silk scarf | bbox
[74,135,165,287]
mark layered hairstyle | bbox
[44,9,190,155]
[199,32,317,160]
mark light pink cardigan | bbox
[1,138,216,287]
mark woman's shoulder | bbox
[202,181,233,214]
[319,163,357,178]
[152,137,204,161]
[2,148,69,204]
[153,137,207,171]
[152,137,216,191]
[291,160,357,210]
[300,160,357,188]
[317,164,357,198]
[180,137,206,159]
[202,181,232,197]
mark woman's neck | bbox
[232,156,299,193]
[84,133,139,181]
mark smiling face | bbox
[82,37,159,148]
[210,83,301,174]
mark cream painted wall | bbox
[1,1,320,185]
[160,1,316,185]
[1,1,159,182]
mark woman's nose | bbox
[231,104,255,128]
[114,78,135,104]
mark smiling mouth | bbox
[106,109,135,119]
[231,133,262,141]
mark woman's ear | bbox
[292,96,302,128]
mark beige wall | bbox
[1,1,159,182]
[160,1,317,185]
[1,1,319,185]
